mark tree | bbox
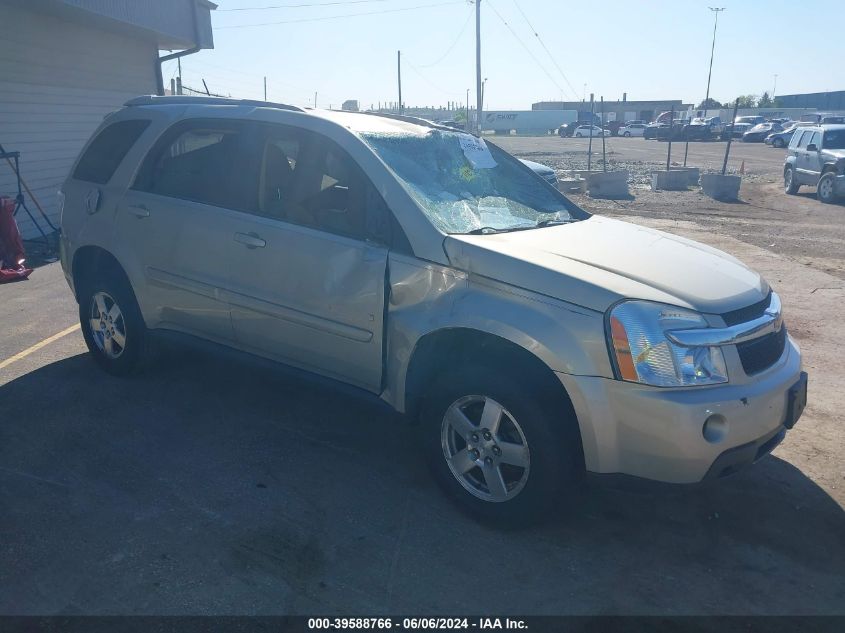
[757,91,774,108]
[728,95,758,108]
[697,97,722,109]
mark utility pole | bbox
[397,50,403,115]
[475,0,482,134]
[587,93,595,173]
[264,76,267,101]
[773,74,778,100]
[314,92,317,108]
[702,7,726,117]
[466,88,470,129]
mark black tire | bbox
[78,270,151,376]
[422,364,581,526]
[623,131,631,137]
[773,138,785,148]
[784,166,800,195]
[575,132,582,137]
[817,172,838,204]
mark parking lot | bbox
[1,137,843,616]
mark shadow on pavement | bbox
[1,350,843,615]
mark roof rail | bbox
[124,95,305,112]
[358,110,466,133]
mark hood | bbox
[518,159,555,175]
[822,149,845,160]
[444,216,769,314]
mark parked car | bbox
[735,115,765,127]
[684,116,725,141]
[60,96,807,524]
[725,122,752,138]
[800,113,845,125]
[573,124,610,137]
[656,119,687,141]
[519,158,557,187]
[625,119,646,126]
[643,122,665,139]
[743,122,784,143]
[765,122,799,148]
[618,123,647,137]
[784,124,845,203]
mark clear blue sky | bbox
[162,0,842,110]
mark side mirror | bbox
[806,143,818,152]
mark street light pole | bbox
[475,0,482,134]
[702,7,725,118]
[773,74,778,100]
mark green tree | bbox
[697,97,722,109]
[757,92,774,108]
[728,95,758,108]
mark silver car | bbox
[59,96,807,524]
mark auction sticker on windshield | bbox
[458,134,497,169]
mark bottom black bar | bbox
[0,616,843,633]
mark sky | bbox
[162,0,842,111]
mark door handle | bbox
[234,232,266,249]
[127,204,150,218]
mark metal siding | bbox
[61,0,213,50]
[0,3,158,239]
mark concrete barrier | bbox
[651,169,689,191]
[558,178,587,194]
[672,166,700,185]
[701,174,741,201]
[587,170,629,198]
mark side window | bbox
[808,132,821,149]
[796,131,811,149]
[134,121,255,211]
[73,119,150,184]
[255,125,391,244]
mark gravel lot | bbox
[1,136,843,616]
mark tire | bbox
[773,138,785,148]
[817,172,838,204]
[422,364,581,526]
[575,132,582,137]
[784,166,800,195]
[78,270,151,376]
[623,131,631,137]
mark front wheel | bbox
[784,166,800,194]
[575,132,582,137]
[817,172,838,204]
[78,272,150,376]
[422,365,581,525]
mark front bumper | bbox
[833,173,845,196]
[557,335,803,484]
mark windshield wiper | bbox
[534,218,578,228]
[465,226,506,235]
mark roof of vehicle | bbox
[797,124,845,132]
[124,95,460,137]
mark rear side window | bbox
[134,121,255,211]
[73,119,150,184]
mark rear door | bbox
[223,122,390,391]
[115,119,258,341]
[804,131,823,180]
[792,130,813,183]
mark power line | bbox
[218,0,390,10]
[510,0,578,100]
[416,6,474,68]
[216,0,465,29]
[484,0,566,98]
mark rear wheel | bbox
[817,172,837,204]
[422,365,581,526]
[78,272,150,376]
[773,137,785,148]
[784,166,800,194]
[623,131,631,137]
[575,132,582,137]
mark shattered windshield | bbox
[361,130,586,234]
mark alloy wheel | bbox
[818,176,834,202]
[441,395,530,502]
[89,291,127,359]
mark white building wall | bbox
[0,2,158,238]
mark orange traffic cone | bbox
[739,160,746,175]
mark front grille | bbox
[721,291,771,326]
[736,326,787,375]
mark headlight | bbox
[607,301,728,387]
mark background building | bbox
[0,0,215,238]
[775,90,845,111]
[533,98,692,123]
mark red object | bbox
[0,196,33,282]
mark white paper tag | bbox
[458,135,497,169]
